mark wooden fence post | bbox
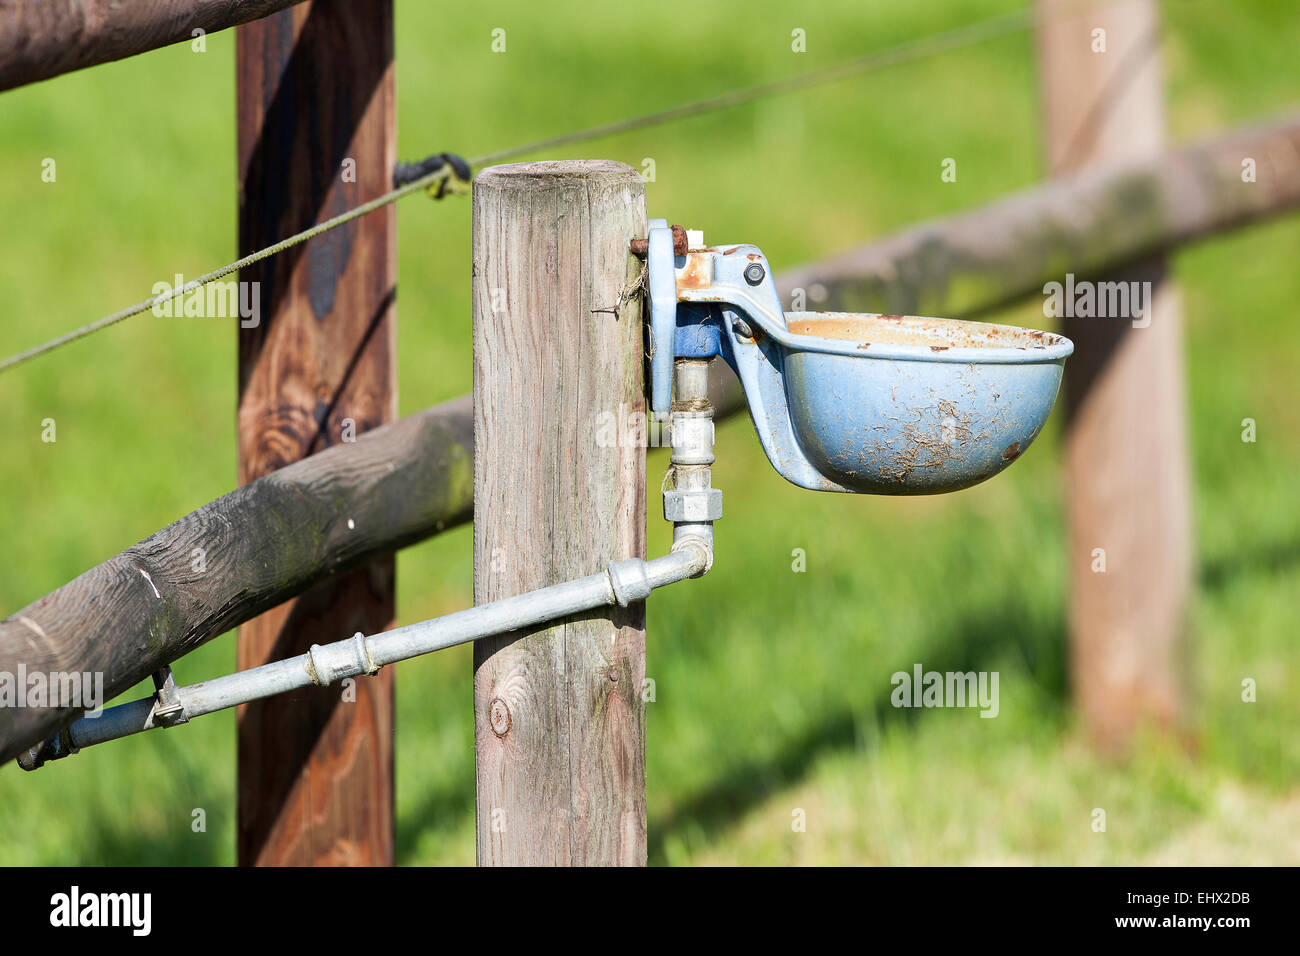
[1035,0,1192,752]
[235,0,396,864]
[472,161,648,865]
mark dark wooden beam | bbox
[0,398,469,766]
[0,0,308,93]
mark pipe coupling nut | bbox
[664,487,723,522]
[307,632,378,687]
[669,416,716,465]
[16,728,77,771]
[607,558,653,607]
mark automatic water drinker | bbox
[13,217,1077,772]
[642,220,1074,495]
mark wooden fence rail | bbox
[3,111,1299,764]
[0,0,308,93]
[0,398,471,764]
[777,111,1300,318]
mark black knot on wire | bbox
[393,152,472,196]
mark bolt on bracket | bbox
[150,665,187,727]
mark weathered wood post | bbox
[472,161,648,865]
[1035,0,1192,752]
[235,0,396,864]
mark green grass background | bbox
[1,0,1297,865]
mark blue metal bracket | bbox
[646,220,677,416]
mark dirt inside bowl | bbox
[785,312,1065,350]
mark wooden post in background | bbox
[472,161,648,865]
[236,0,396,864]
[1035,0,1192,753]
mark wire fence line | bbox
[0,169,456,373]
[0,0,1116,374]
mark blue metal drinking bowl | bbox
[766,312,1073,494]
[649,231,1074,496]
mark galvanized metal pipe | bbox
[21,360,726,770]
[18,545,710,769]
[667,358,720,565]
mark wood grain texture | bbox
[0,398,472,766]
[236,0,395,865]
[0,0,308,92]
[472,161,647,866]
[1035,0,1191,753]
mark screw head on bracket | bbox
[743,262,766,285]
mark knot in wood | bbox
[488,697,512,737]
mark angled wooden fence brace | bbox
[472,161,649,865]
[235,0,396,865]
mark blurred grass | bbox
[1,0,1298,865]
